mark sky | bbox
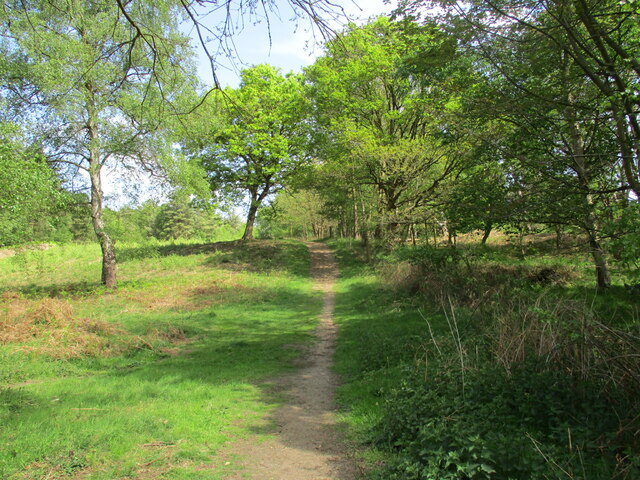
[190,0,397,88]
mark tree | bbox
[305,17,475,244]
[479,18,622,287]
[191,65,311,240]
[445,161,510,245]
[0,123,62,246]
[1,0,197,287]
[396,0,640,198]
[392,0,635,287]
[259,189,335,239]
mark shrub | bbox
[373,362,637,479]
[368,242,640,479]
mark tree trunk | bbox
[87,84,117,288]
[242,201,259,240]
[612,104,640,198]
[517,226,526,259]
[481,222,492,245]
[564,76,611,288]
[352,187,359,239]
[588,232,611,289]
[554,225,563,251]
[446,222,453,247]
[89,167,117,288]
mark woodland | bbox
[1,0,640,479]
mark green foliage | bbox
[188,64,311,238]
[2,0,200,286]
[389,244,462,270]
[258,189,335,239]
[0,192,243,248]
[374,364,631,479]
[153,201,198,240]
[332,240,640,480]
[0,124,62,246]
[606,202,640,280]
[305,16,478,242]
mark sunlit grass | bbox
[0,239,320,479]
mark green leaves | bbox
[0,124,62,245]
[305,17,475,241]
[188,65,311,238]
[374,364,632,479]
[2,0,198,172]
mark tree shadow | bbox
[0,241,372,477]
[2,240,312,300]
[2,281,105,299]
[119,239,310,277]
[117,241,241,262]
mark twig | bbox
[526,433,575,479]
[137,457,163,467]
[418,308,442,356]
[443,295,466,399]
[142,441,175,447]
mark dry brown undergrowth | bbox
[117,280,255,312]
[0,292,188,359]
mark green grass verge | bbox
[0,239,320,480]
[329,239,435,460]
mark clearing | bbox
[0,240,356,479]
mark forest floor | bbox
[224,242,358,480]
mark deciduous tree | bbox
[1,0,197,287]
[191,65,311,240]
[306,17,475,243]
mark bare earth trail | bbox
[224,242,358,480]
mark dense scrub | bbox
[332,238,640,479]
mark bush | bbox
[390,245,462,271]
[335,241,640,479]
[373,362,637,479]
[367,243,640,479]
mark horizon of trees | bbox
[1,0,638,288]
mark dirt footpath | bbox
[225,242,358,480]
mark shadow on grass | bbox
[1,239,386,478]
[2,240,312,300]
[328,245,640,480]
[119,239,310,277]
[1,281,106,299]
[117,240,241,261]
[0,276,330,475]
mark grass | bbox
[328,237,640,479]
[328,239,437,446]
[0,239,320,479]
[4,235,638,478]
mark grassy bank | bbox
[331,238,640,479]
[0,240,320,479]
